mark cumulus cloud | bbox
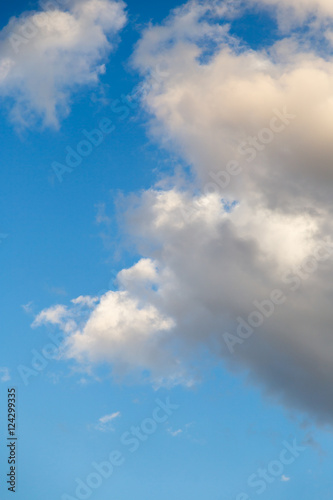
[33,287,181,383]
[34,0,333,424]
[0,0,127,128]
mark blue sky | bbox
[1,1,333,499]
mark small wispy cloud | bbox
[94,411,121,432]
[95,203,112,226]
[48,286,67,297]
[22,301,34,314]
[281,475,291,482]
[167,428,183,437]
[99,412,121,424]
[0,367,10,382]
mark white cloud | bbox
[0,0,127,128]
[95,410,121,431]
[33,304,70,327]
[71,296,99,308]
[167,428,183,437]
[34,0,333,424]
[99,411,121,424]
[0,367,11,382]
[281,475,290,482]
[251,0,333,26]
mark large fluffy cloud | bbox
[35,1,333,424]
[0,0,126,127]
